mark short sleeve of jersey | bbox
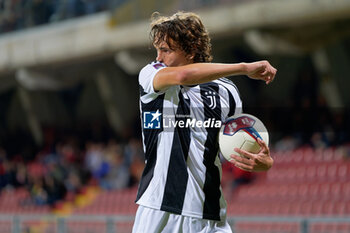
[139,62,167,95]
[215,78,243,122]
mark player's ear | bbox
[187,53,195,62]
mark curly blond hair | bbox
[150,12,213,63]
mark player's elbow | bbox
[175,70,192,85]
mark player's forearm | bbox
[154,62,247,91]
[177,62,247,85]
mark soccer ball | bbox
[218,113,269,162]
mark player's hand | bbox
[230,138,273,172]
[245,60,277,85]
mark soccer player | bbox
[133,11,277,233]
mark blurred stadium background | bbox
[1,0,350,232]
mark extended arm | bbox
[153,60,277,91]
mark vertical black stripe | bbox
[136,93,165,201]
[218,80,238,118]
[219,78,242,104]
[161,89,191,214]
[227,88,237,117]
[200,83,222,221]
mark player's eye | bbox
[160,47,171,53]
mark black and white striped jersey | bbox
[136,61,242,221]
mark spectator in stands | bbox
[0,148,10,189]
[14,161,28,187]
[129,154,144,186]
[274,135,300,152]
[0,0,111,33]
[29,0,54,25]
[84,140,132,190]
[0,0,18,32]
[100,141,129,190]
[64,169,83,193]
[43,175,67,206]
[0,159,18,189]
[84,141,105,180]
[26,176,48,206]
[125,138,145,186]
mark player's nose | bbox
[156,52,163,62]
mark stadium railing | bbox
[1,214,350,233]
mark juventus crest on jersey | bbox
[136,61,242,221]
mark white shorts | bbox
[132,205,232,233]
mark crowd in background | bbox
[0,0,243,34]
[271,64,350,152]
[1,102,349,209]
[239,59,350,152]
[0,125,145,207]
[0,0,113,33]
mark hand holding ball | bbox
[219,113,269,163]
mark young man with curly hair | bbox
[133,12,277,233]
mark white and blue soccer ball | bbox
[219,113,269,162]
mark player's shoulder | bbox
[140,61,167,75]
[199,78,236,90]
[139,61,167,87]
[218,77,240,88]
[216,77,235,86]
[215,77,240,95]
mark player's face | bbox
[154,40,192,67]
